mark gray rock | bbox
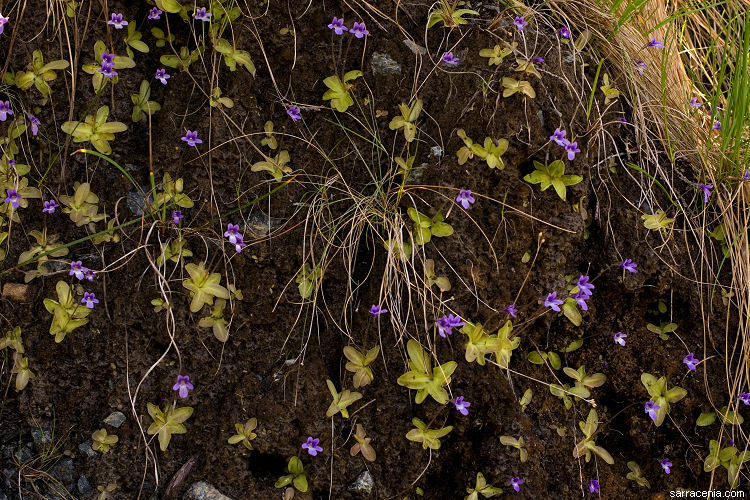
[78,475,92,495]
[49,457,74,491]
[78,440,97,458]
[13,445,32,463]
[103,411,126,428]
[348,470,374,495]
[244,212,279,239]
[44,260,69,273]
[403,39,427,56]
[370,52,401,77]
[31,429,52,448]
[184,482,233,500]
[127,191,149,215]
[79,253,101,265]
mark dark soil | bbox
[0,1,740,499]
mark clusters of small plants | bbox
[0,1,747,496]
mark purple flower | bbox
[350,22,369,38]
[564,140,581,161]
[452,396,471,416]
[327,17,348,35]
[647,38,664,48]
[617,117,628,123]
[659,458,672,474]
[81,292,99,309]
[107,13,128,29]
[544,292,563,312]
[621,259,637,273]
[181,130,202,147]
[155,68,170,85]
[194,7,211,22]
[635,60,647,75]
[550,128,567,147]
[588,480,599,493]
[98,62,118,78]
[224,223,242,244]
[287,106,302,121]
[689,97,701,108]
[0,13,9,35]
[513,16,528,31]
[456,189,475,209]
[101,51,115,64]
[571,290,589,311]
[534,57,545,64]
[504,304,518,318]
[441,52,459,66]
[172,375,194,398]
[43,200,59,214]
[683,352,699,371]
[740,392,750,405]
[302,436,323,456]
[234,241,247,255]
[575,275,594,296]
[27,114,40,135]
[613,332,627,346]
[0,101,13,121]
[369,304,387,316]
[171,210,183,225]
[713,121,722,130]
[3,189,21,208]
[148,7,162,20]
[69,261,88,281]
[7,159,14,167]
[744,171,749,181]
[560,26,571,39]
[644,401,661,421]
[85,269,96,281]
[436,314,465,337]
[224,223,246,253]
[698,183,713,203]
[509,477,523,492]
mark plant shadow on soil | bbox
[0,1,738,499]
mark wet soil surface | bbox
[0,1,738,499]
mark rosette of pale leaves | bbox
[182,263,230,313]
[61,106,127,155]
[523,160,582,201]
[43,281,91,343]
[407,208,453,246]
[325,379,362,418]
[59,182,107,226]
[81,41,135,92]
[146,403,193,451]
[396,339,456,404]
[406,418,452,450]
[322,70,362,112]
[17,229,69,282]
[572,409,614,464]
[15,50,69,97]
[274,457,308,493]
[641,373,686,427]
[388,99,423,142]
[228,418,258,450]
[343,345,380,388]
